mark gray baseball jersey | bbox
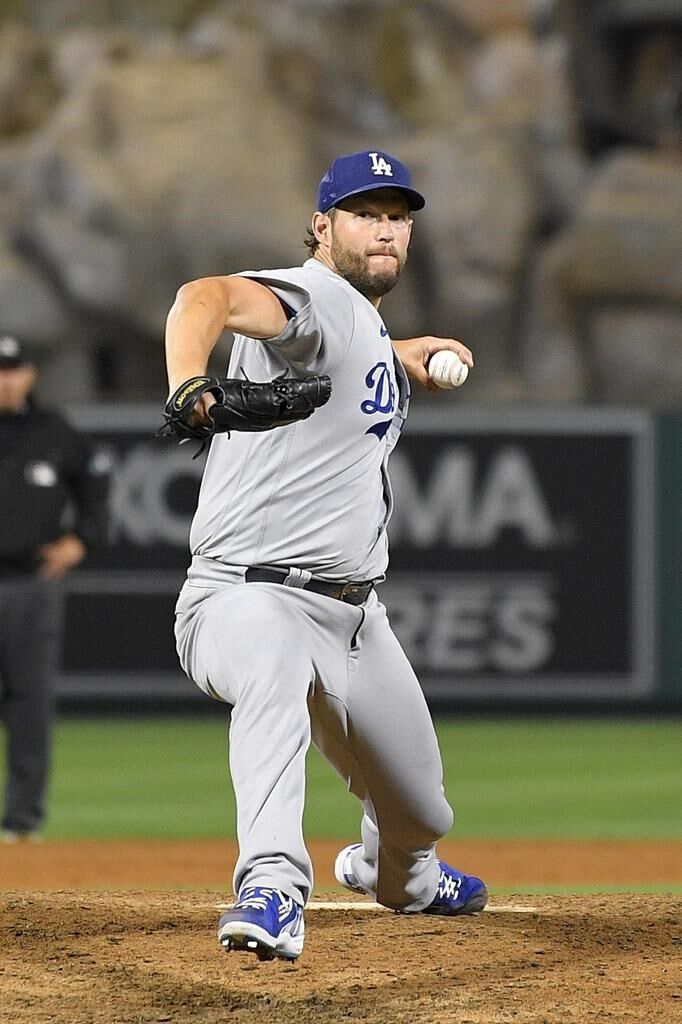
[188,258,409,582]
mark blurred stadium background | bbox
[0,0,680,856]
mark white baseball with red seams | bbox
[428,350,469,388]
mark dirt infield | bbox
[1,839,681,1023]
[2,837,682,889]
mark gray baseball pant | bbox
[174,568,453,910]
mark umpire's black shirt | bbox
[0,401,110,573]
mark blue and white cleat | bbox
[334,843,369,896]
[334,845,487,915]
[218,886,305,961]
[423,860,488,916]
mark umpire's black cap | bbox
[0,335,33,369]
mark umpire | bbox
[0,335,110,842]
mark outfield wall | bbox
[60,405,679,708]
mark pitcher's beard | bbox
[331,241,404,299]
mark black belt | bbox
[245,567,374,606]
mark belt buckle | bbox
[337,582,363,603]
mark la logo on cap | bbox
[369,153,393,177]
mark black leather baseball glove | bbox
[159,373,332,445]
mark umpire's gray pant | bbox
[0,575,62,833]
[175,565,453,910]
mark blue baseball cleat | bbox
[422,860,488,916]
[218,886,305,961]
[334,843,368,896]
[335,844,488,915]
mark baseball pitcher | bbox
[165,149,487,961]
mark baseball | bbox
[428,350,469,389]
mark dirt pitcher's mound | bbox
[1,890,680,1024]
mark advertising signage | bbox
[383,407,655,700]
[62,406,655,703]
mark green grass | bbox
[434,719,682,840]
[492,884,682,895]
[1,716,680,841]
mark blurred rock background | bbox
[0,0,679,406]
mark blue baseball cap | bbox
[316,150,426,214]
